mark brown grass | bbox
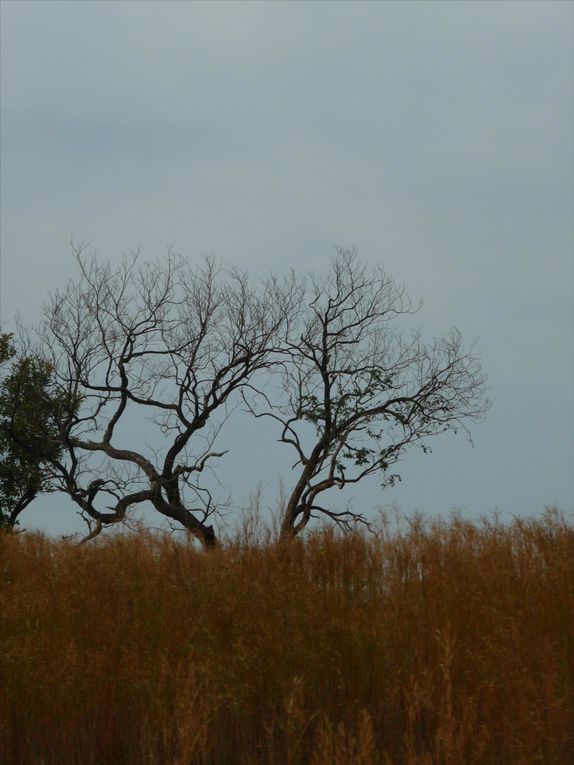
[0,509,572,764]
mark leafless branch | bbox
[247,248,489,539]
[17,247,300,547]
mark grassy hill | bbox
[1,510,572,764]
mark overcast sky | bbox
[1,0,573,536]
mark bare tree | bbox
[247,248,489,539]
[6,246,488,546]
[23,246,298,548]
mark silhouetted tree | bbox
[246,249,489,539]
[18,247,298,547]
[6,247,488,546]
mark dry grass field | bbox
[0,509,572,764]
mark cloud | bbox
[1,0,572,533]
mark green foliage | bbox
[0,333,67,529]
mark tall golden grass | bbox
[0,509,572,764]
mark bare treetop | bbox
[30,245,299,546]
[2,246,488,545]
[247,248,489,538]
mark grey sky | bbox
[1,0,573,535]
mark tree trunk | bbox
[280,442,324,540]
[153,494,217,549]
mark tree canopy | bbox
[0,333,70,528]
[246,250,488,537]
[1,247,489,545]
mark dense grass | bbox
[0,510,572,764]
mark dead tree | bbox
[28,246,298,547]
[247,248,489,539]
